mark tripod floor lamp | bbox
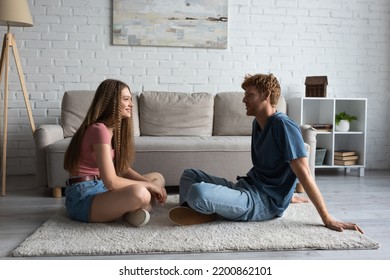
[0,0,36,196]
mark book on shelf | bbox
[310,124,333,132]
[334,150,356,157]
[334,155,359,161]
[334,159,358,166]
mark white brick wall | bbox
[1,0,389,174]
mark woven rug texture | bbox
[11,195,379,257]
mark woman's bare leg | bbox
[143,172,165,188]
[90,172,165,223]
[90,184,151,223]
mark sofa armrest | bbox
[34,125,64,188]
[300,125,317,179]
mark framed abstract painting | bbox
[113,0,228,48]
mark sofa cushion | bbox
[213,92,254,136]
[139,91,214,136]
[276,96,287,114]
[135,136,251,151]
[134,136,252,186]
[61,91,95,138]
[213,92,287,136]
[131,94,140,136]
[61,90,140,138]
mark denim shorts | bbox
[65,180,107,223]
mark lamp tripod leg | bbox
[0,33,10,196]
[11,36,35,133]
[0,32,35,196]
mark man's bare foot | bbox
[291,195,309,203]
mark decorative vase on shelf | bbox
[335,111,357,132]
[335,120,350,132]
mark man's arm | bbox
[290,157,364,234]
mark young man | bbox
[169,73,363,234]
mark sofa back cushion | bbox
[61,90,140,138]
[213,92,287,136]
[139,91,214,136]
[61,91,95,138]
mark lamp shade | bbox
[0,0,33,27]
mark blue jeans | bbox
[179,169,278,222]
[65,179,107,223]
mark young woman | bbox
[64,79,166,227]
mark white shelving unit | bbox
[288,97,367,176]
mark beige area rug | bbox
[11,195,379,257]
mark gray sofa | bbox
[34,90,317,198]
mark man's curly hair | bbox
[241,73,281,107]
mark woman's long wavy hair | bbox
[63,79,135,175]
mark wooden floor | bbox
[0,169,389,260]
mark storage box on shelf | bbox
[288,97,367,177]
[305,76,328,97]
[315,148,327,166]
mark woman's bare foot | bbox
[291,195,309,203]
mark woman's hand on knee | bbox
[146,183,167,205]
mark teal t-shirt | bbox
[246,112,307,215]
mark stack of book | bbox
[334,150,359,166]
[310,124,333,132]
